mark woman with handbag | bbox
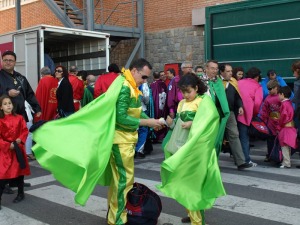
[159,73,225,225]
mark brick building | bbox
[0,0,240,71]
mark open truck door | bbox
[13,31,39,91]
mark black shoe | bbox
[24,183,31,187]
[181,217,191,223]
[237,162,253,170]
[3,186,14,194]
[134,152,145,159]
[13,193,25,203]
[296,165,300,169]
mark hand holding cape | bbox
[32,76,125,206]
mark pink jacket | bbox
[237,78,263,126]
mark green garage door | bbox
[205,0,300,83]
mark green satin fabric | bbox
[208,78,230,156]
[115,82,141,132]
[32,75,125,206]
[157,95,226,211]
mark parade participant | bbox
[260,80,281,162]
[276,86,297,168]
[55,66,75,118]
[232,67,244,81]
[198,60,230,156]
[167,61,192,119]
[150,71,168,142]
[219,64,253,169]
[261,70,292,100]
[68,65,84,111]
[0,51,41,122]
[237,67,263,165]
[35,66,58,121]
[32,58,164,225]
[81,75,96,107]
[158,73,225,225]
[0,95,30,209]
[94,63,120,98]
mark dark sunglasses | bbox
[55,70,63,73]
[268,87,274,91]
[141,75,149,79]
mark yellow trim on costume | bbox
[122,68,141,99]
[177,97,203,113]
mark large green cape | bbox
[209,78,230,156]
[32,76,125,206]
[157,95,226,210]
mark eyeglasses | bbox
[268,87,274,91]
[138,71,149,80]
[183,66,193,69]
[55,70,63,73]
[2,59,15,63]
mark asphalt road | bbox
[1,140,300,225]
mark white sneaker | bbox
[249,161,257,167]
[279,164,291,169]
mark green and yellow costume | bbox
[32,70,147,225]
[158,95,226,225]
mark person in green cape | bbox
[158,73,226,225]
[32,58,165,225]
[198,60,230,156]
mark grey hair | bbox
[181,61,192,69]
[69,65,78,72]
[40,66,51,75]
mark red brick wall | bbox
[0,0,242,34]
[0,1,63,34]
[144,0,239,32]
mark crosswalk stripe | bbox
[218,160,300,178]
[0,207,49,225]
[214,195,300,225]
[26,185,182,225]
[24,171,300,225]
[136,177,300,225]
[135,162,300,196]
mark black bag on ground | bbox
[126,182,162,225]
[248,117,271,140]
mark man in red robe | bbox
[68,66,84,111]
[35,67,58,121]
[94,63,120,98]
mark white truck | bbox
[0,24,110,90]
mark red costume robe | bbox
[35,75,58,121]
[277,100,297,148]
[94,72,119,98]
[260,94,281,135]
[69,74,84,111]
[0,114,30,179]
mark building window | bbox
[0,0,38,11]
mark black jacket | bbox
[56,77,75,114]
[224,82,243,115]
[0,69,41,121]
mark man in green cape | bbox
[158,94,226,225]
[32,58,164,225]
[199,60,230,156]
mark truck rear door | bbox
[13,30,39,91]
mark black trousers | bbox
[0,176,24,199]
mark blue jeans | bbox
[135,126,148,153]
[237,122,251,163]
